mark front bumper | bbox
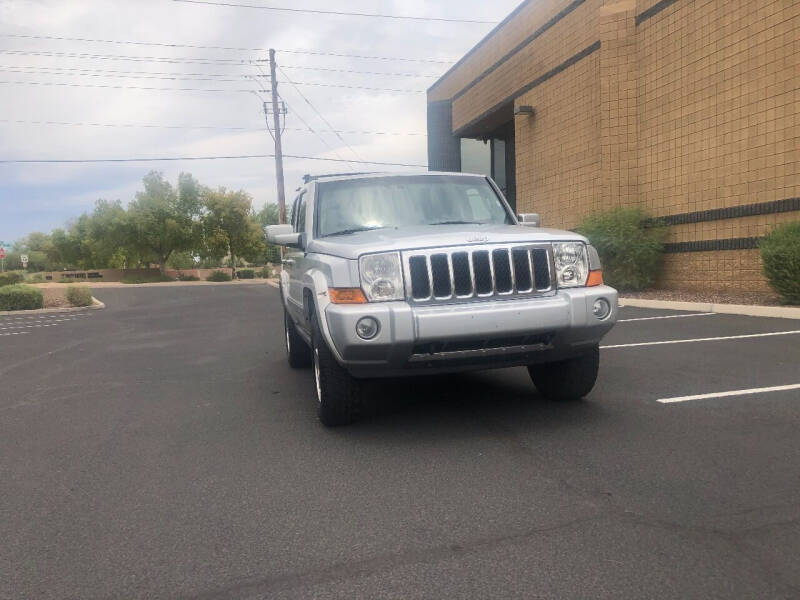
[323,286,618,378]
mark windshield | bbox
[315,175,513,237]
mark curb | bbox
[266,279,279,289]
[0,297,105,316]
[619,297,800,320]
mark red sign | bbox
[0,247,5,260]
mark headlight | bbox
[553,242,588,287]
[359,252,404,302]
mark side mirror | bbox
[265,224,303,248]
[517,213,541,227]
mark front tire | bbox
[284,310,311,368]
[311,317,362,427]
[528,346,600,401]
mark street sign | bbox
[0,247,5,260]
[20,254,28,267]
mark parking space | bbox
[0,311,94,337]
[1,285,799,599]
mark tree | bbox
[127,171,201,274]
[200,188,266,277]
[256,203,282,264]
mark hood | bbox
[307,224,587,260]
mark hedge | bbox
[206,270,232,282]
[577,208,666,291]
[760,221,800,304]
[237,268,254,279]
[0,284,44,311]
[66,285,93,307]
[0,271,24,287]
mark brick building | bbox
[427,0,799,294]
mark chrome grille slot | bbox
[512,248,533,292]
[492,249,513,293]
[452,252,472,296]
[532,248,551,291]
[430,254,451,298]
[409,255,430,299]
[403,243,554,304]
[473,251,492,295]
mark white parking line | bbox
[0,331,30,336]
[0,323,62,330]
[618,313,713,323]
[601,330,800,349]
[658,383,800,404]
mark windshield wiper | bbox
[324,226,388,237]
[430,220,479,225]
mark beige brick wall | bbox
[636,0,800,218]
[658,249,774,296]
[515,52,601,230]
[451,0,599,132]
[429,0,800,294]
[428,0,578,103]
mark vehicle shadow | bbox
[349,367,608,436]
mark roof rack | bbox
[301,172,376,184]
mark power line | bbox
[0,33,456,63]
[0,67,251,83]
[0,80,263,93]
[279,80,424,94]
[0,153,427,167]
[0,49,254,65]
[266,64,437,78]
[250,63,353,166]
[0,118,427,136]
[276,49,453,64]
[170,0,499,24]
[0,64,250,79]
[277,64,364,162]
[2,62,434,81]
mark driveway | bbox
[1,284,799,599]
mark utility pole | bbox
[268,49,287,225]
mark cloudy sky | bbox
[0,0,521,244]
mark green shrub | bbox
[237,268,254,279]
[206,270,232,282]
[760,221,800,304]
[121,274,174,284]
[258,266,273,279]
[66,285,93,307]
[25,273,46,283]
[576,208,666,291]
[177,272,200,281]
[0,271,24,287]
[0,284,44,311]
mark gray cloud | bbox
[0,0,520,241]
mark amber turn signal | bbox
[328,288,368,304]
[586,270,604,287]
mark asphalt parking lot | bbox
[2,284,799,599]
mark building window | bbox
[460,138,491,177]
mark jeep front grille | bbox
[403,244,554,303]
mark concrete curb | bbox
[0,297,105,316]
[619,297,800,320]
[265,279,279,289]
[31,279,272,289]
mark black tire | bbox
[528,346,600,401]
[311,317,362,426]
[284,310,311,368]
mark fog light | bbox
[355,317,379,340]
[592,298,611,320]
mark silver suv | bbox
[267,172,617,426]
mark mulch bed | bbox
[622,289,784,306]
